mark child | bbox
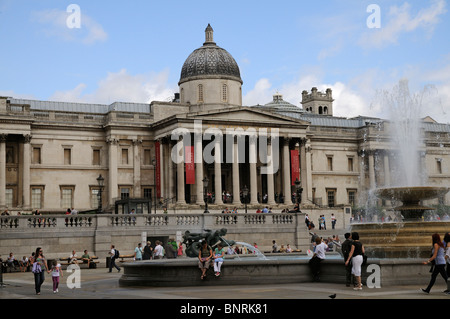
[51,259,63,293]
[213,244,226,277]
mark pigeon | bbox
[329,294,336,299]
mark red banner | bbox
[290,150,300,186]
[185,146,195,185]
[155,141,161,198]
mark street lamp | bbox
[242,185,249,214]
[152,158,157,214]
[202,177,209,214]
[96,174,104,214]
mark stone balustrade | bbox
[0,213,308,260]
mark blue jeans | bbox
[34,271,45,294]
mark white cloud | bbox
[48,69,177,104]
[243,74,371,119]
[31,8,107,44]
[359,0,447,49]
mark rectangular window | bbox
[143,188,152,199]
[436,159,442,174]
[348,190,356,206]
[327,189,336,208]
[120,187,130,199]
[93,149,101,165]
[144,149,151,165]
[122,149,129,165]
[32,147,41,164]
[61,187,74,209]
[31,188,43,209]
[327,156,333,171]
[64,148,71,165]
[5,188,13,208]
[90,188,100,208]
[348,157,354,172]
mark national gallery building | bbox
[1,25,449,214]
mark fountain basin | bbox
[373,186,449,220]
[351,221,450,258]
[118,256,435,287]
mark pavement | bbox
[1,265,448,318]
[1,266,448,300]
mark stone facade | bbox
[0,25,449,217]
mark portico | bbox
[152,107,310,208]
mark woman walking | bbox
[32,247,50,295]
[422,233,449,294]
[345,232,365,290]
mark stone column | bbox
[132,139,142,198]
[299,138,308,206]
[232,136,241,205]
[384,151,390,186]
[159,140,164,199]
[368,151,376,190]
[214,135,223,205]
[167,138,175,202]
[305,145,313,204]
[195,135,204,205]
[22,134,32,209]
[249,135,258,205]
[266,137,276,206]
[282,138,293,206]
[0,134,6,208]
[176,136,186,205]
[107,137,119,207]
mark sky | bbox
[0,0,449,122]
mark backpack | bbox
[114,249,120,259]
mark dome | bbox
[179,24,242,85]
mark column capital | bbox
[106,137,119,145]
[0,134,7,142]
[132,138,143,146]
[23,134,32,143]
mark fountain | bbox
[352,80,450,258]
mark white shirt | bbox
[314,242,328,259]
[154,244,163,256]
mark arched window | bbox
[222,84,228,102]
[198,84,204,102]
[323,106,328,114]
[318,106,323,114]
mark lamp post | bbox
[202,177,209,214]
[242,185,249,214]
[96,174,104,214]
[152,158,157,214]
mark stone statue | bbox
[182,228,235,257]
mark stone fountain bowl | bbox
[374,186,450,203]
[374,186,450,220]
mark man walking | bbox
[109,245,121,273]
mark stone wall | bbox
[0,212,328,260]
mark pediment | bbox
[184,107,310,127]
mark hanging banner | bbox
[155,141,161,198]
[290,149,300,185]
[185,145,195,185]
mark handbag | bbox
[362,254,368,266]
[32,262,42,274]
